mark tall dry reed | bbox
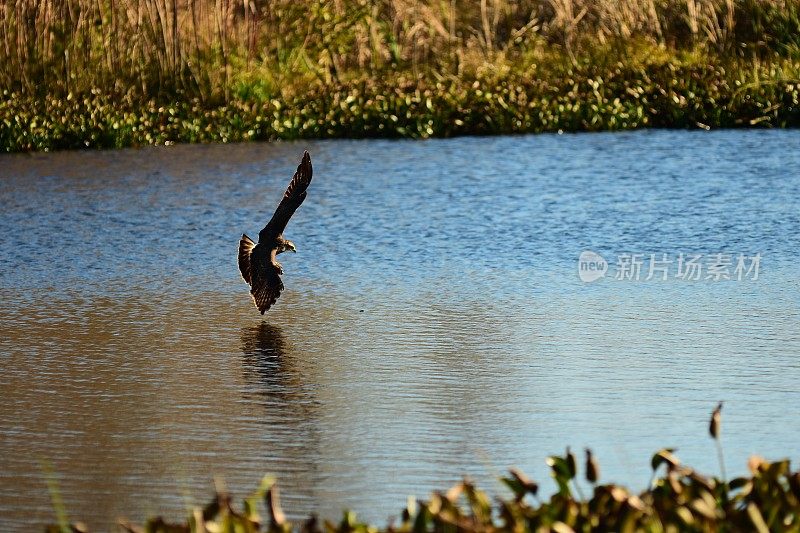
[1,0,797,100]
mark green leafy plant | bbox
[46,404,800,532]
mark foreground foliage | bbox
[45,452,800,533]
[47,405,800,533]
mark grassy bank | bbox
[3,51,799,151]
[3,1,800,151]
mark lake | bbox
[1,130,799,532]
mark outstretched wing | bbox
[238,233,256,284]
[249,246,284,314]
[259,151,313,242]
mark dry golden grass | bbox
[1,0,798,101]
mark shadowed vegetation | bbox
[2,0,800,151]
[45,405,800,532]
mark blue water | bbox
[1,130,799,532]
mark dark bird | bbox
[239,151,313,314]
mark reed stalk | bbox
[1,0,797,102]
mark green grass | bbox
[3,47,799,152]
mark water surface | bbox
[1,131,799,531]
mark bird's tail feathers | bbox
[238,234,256,284]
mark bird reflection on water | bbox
[241,322,288,385]
[240,322,320,409]
[239,322,322,519]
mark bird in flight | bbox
[239,151,313,314]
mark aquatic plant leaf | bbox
[500,476,526,500]
[748,455,766,475]
[651,449,680,471]
[565,448,577,478]
[767,459,791,479]
[411,503,429,533]
[42,462,72,533]
[609,486,629,503]
[265,483,287,529]
[584,449,599,484]
[689,471,716,492]
[463,480,492,522]
[667,472,683,494]
[709,402,723,439]
[551,521,575,533]
[401,496,416,523]
[747,503,770,533]
[244,475,277,524]
[445,482,464,503]
[190,509,206,533]
[728,477,750,491]
[504,468,539,499]
[788,472,800,500]
[546,455,574,496]
[689,490,720,520]
[675,506,694,526]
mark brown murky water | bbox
[1,132,800,531]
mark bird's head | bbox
[278,240,297,254]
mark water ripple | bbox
[1,130,799,531]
